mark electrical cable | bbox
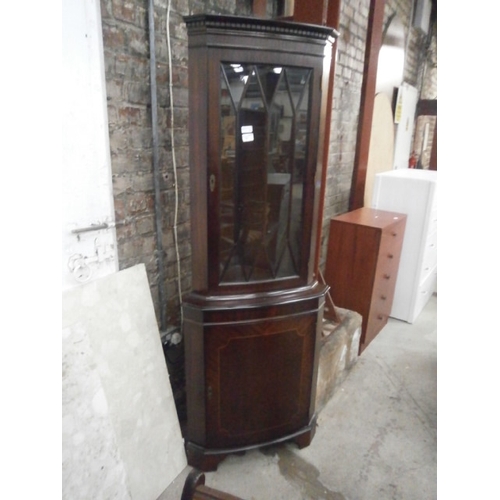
[148,0,167,332]
[166,0,184,330]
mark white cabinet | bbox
[371,169,437,323]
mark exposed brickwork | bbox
[100,0,436,329]
[319,0,371,267]
[384,0,429,88]
[101,0,252,330]
[420,21,437,99]
[412,19,437,169]
[319,0,437,266]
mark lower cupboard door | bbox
[204,314,318,448]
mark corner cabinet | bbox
[182,15,337,471]
[371,169,437,323]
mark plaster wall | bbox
[62,0,118,291]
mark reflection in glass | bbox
[219,63,312,283]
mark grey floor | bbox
[160,294,437,500]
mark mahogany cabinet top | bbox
[183,14,338,42]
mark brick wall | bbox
[412,18,437,169]
[100,0,436,332]
[320,0,371,266]
[100,0,252,332]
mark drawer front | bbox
[420,230,437,283]
[380,220,405,257]
[375,247,402,286]
[381,220,406,250]
[364,307,389,350]
[367,278,397,342]
[371,281,395,316]
[411,269,437,323]
[375,220,406,292]
[362,219,406,351]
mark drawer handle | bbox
[381,294,387,300]
[387,253,394,259]
[391,232,397,237]
[377,314,384,320]
[383,274,391,280]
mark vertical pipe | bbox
[148,0,167,332]
[166,0,184,329]
[404,0,416,78]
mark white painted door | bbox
[62,0,118,291]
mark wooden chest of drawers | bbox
[324,208,407,354]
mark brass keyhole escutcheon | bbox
[209,174,216,192]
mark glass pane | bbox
[267,69,295,278]
[257,65,281,105]
[289,69,311,270]
[221,63,253,110]
[219,63,311,284]
[219,67,237,277]
[287,68,311,111]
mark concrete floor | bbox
[159,294,437,500]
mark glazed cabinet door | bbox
[218,63,315,286]
[185,15,335,295]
